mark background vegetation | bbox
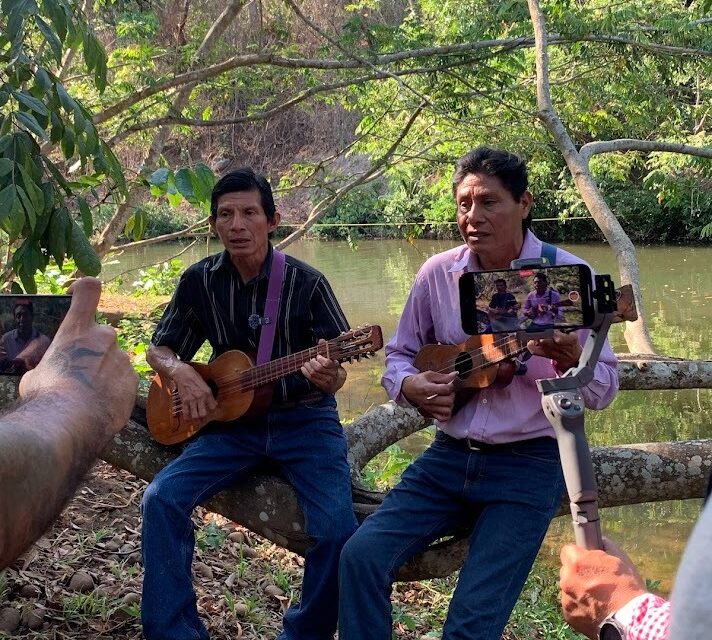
[1,0,711,291]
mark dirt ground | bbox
[0,463,452,640]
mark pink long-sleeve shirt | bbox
[381,231,619,443]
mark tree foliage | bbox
[0,0,124,290]
[1,0,711,287]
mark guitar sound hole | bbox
[454,352,473,378]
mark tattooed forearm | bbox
[44,345,105,388]
[0,395,106,569]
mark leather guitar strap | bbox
[256,249,286,365]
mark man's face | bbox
[210,190,280,267]
[14,306,32,334]
[534,278,547,294]
[495,281,507,294]
[455,172,532,269]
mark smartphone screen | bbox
[0,294,71,376]
[459,264,594,334]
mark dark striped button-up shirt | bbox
[151,245,350,403]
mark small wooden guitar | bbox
[147,325,383,445]
[414,284,637,414]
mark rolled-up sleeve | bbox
[151,271,206,361]
[381,273,435,407]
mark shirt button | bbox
[481,399,488,404]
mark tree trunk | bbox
[101,398,712,581]
[526,0,656,354]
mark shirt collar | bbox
[447,230,542,273]
[211,243,274,284]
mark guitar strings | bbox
[422,334,529,378]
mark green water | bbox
[104,238,712,593]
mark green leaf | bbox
[77,196,91,235]
[15,111,48,139]
[193,163,215,202]
[17,163,43,214]
[33,67,52,92]
[0,184,15,222]
[41,0,67,43]
[48,206,69,267]
[174,168,195,199]
[131,207,146,241]
[0,158,13,177]
[60,127,74,158]
[148,167,170,186]
[14,90,49,116]
[2,188,25,240]
[69,220,100,275]
[0,134,12,154]
[55,82,76,113]
[15,183,36,231]
[35,15,63,64]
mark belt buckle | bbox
[466,438,481,451]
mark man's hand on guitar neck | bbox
[526,330,582,373]
[401,371,457,422]
[301,340,347,394]
[147,345,217,423]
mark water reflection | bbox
[102,238,711,590]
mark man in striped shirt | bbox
[141,168,358,640]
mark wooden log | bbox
[102,403,712,580]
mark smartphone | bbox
[459,264,595,334]
[0,294,72,376]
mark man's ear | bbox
[208,217,216,234]
[520,190,533,219]
[269,210,282,233]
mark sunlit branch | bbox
[93,34,711,126]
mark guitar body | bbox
[414,335,515,390]
[413,334,518,416]
[147,350,263,445]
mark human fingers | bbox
[61,277,102,332]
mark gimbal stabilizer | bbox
[512,258,618,550]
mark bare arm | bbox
[0,278,138,569]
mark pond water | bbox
[103,237,712,593]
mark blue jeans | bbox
[141,397,358,640]
[338,431,565,640]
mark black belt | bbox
[438,431,551,452]
[271,391,325,411]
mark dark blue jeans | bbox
[338,431,565,640]
[141,397,358,640]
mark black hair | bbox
[533,272,548,284]
[494,278,507,286]
[14,300,33,315]
[210,167,276,222]
[452,147,531,231]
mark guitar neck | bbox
[478,335,528,368]
[240,342,335,391]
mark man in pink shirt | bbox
[338,147,619,640]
